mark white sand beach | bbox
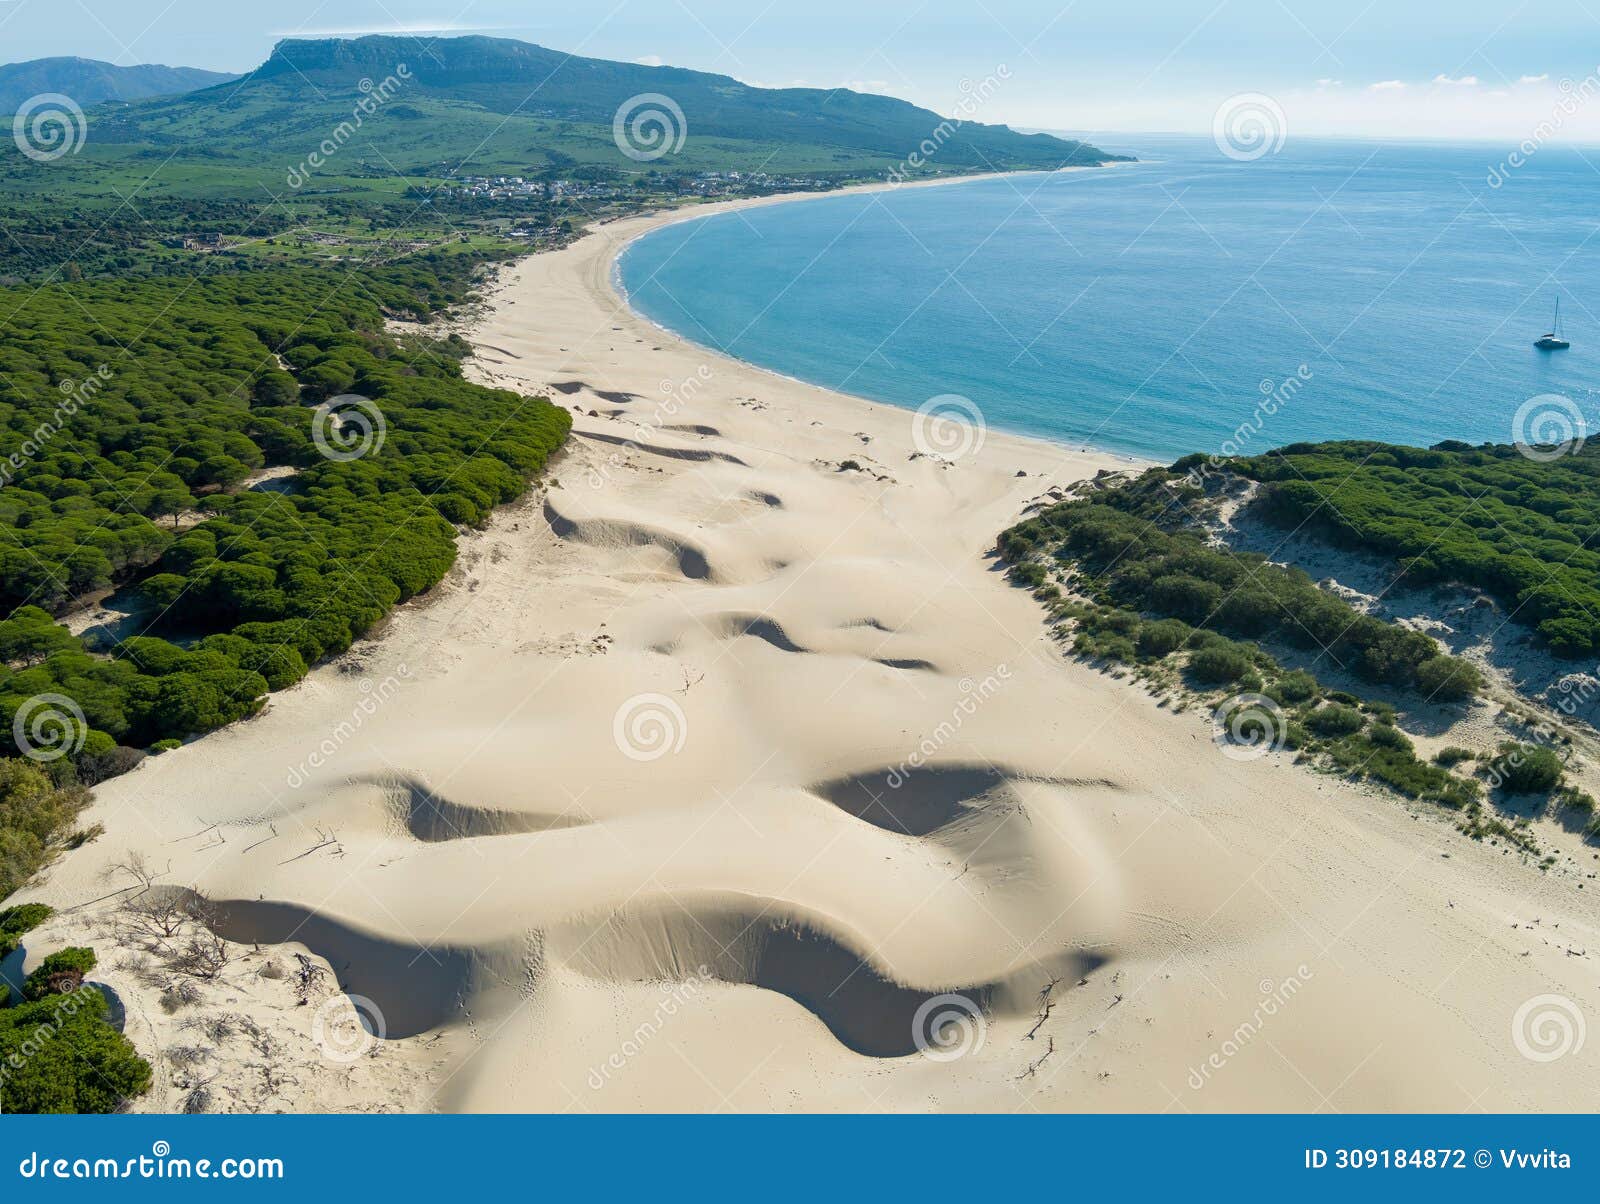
[18,178,1598,1113]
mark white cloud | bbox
[1315,78,1342,88]
[1431,73,1480,86]
[1519,73,1550,84]
[1369,80,1406,91]
[635,54,663,67]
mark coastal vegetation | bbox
[0,259,568,775]
[1210,439,1600,658]
[1000,460,1596,840]
[0,761,92,902]
[0,913,151,1112]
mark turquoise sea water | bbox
[618,135,1600,461]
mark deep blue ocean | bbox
[618,135,1600,461]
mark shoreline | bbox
[18,167,1598,1114]
[591,164,1154,471]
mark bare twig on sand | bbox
[1017,1036,1055,1080]
[1026,976,1061,1039]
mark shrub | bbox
[1149,574,1223,623]
[1136,618,1191,658]
[1491,743,1563,795]
[1434,746,1474,767]
[0,902,51,956]
[1368,723,1413,753]
[1009,562,1048,589]
[1415,655,1483,702]
[0,759,91,901]
[23,946,96,1001]
[0,987,151,1112]
[1305,703,1365,737]
[1268,670,1318,704]
[1189,644,1255,685]
[149,738,182,754]
[1095,636,1137,664]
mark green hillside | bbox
[0,57,237,113]
[65,35,1126,192]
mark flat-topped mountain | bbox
[100,35,1124,176]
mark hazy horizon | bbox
[0,1,1597,144]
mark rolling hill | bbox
[81,35,1123,185]
[0,57,238,112]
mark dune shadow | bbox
[549,901,992,1059]
[205,899,476,1038]
[357,773,589,843]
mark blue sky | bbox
[3,0,1597,140]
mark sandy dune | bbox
[21,182,1599,1112]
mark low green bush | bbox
[0,983,151,1112]
[1368,723,1413,753]
[1491,743,1564,795]
[1415,655,1484,703]
[1136,618,1191,658]
[0,903,51,957]
[1305,703,1365,737]
[1270,670,1319,704]
[23,947,96,1001]
[1189,644,1255,685]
